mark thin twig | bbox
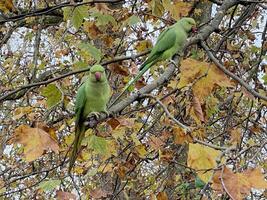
[201,42,267,101]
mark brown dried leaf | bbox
[212,167,267,200]
[11,125,59,162]
[90,188,108,199]
[95,3,112,13]
[56,190,76,200]
[192,96,205,123]
[173,126,192,144]
[108,63,129,76]
[156,191,168,200]
[148,135,165,150]
[107,118,121,130]
[12,106,33,120]
[84,21,102,39]
[230,128,242,145]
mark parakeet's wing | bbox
[153,27,177,53]
[69,84,86,173]
[140,27,177,69]
[75,85,86,128]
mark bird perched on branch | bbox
[110,17,196,106]
[69,64,110,173]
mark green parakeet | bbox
[110,17,196,106]
[69,64,111,172]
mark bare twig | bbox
[0,0,125,24]
[201,42,267,101]
[142,94,190,132]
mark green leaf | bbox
[195,176,205,188]
[87,135,108,155]
[38,179,61,191]
[62,7,72,21]
[41,84,62,109]
[72,5,89,29]
[124,15,140,27]
[91,12,116,26]
[73,61,88,69]
[79,42,102,63]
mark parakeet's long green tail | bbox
[109,59,158,107]
[68,124,86,173]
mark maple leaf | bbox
[212,167,267,200]
[163,0,193,20]
[179,58,234,104]
[11,125,59,162]
[187,143,221,183]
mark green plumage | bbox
[110,17,196,106]
[69,65,110,172]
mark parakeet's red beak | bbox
[95,72,101,81]
[191,26,197,33]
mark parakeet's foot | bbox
[84,112,101,127]
[88,112,101,119]
[102,110,110,117]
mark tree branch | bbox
[0,0,125,24]
[201,42,267,101]
[0,51,149,102]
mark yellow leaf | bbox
[163,0,192,20]
[0,0,17,14]
[98,163,113,173]
[135,40,153,53]
[12,106,33,120]
[135,145,147,158]
[187,143,221,183]
[151,0,164,17]
[179,58,234,104]
[112,127,125,140]
[11,125,59,162]
[73,166,85,174]
[131,132,141,146]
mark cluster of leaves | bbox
[0,0,267,199]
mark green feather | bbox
[110,18,196,106]
[69,64,110,173]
